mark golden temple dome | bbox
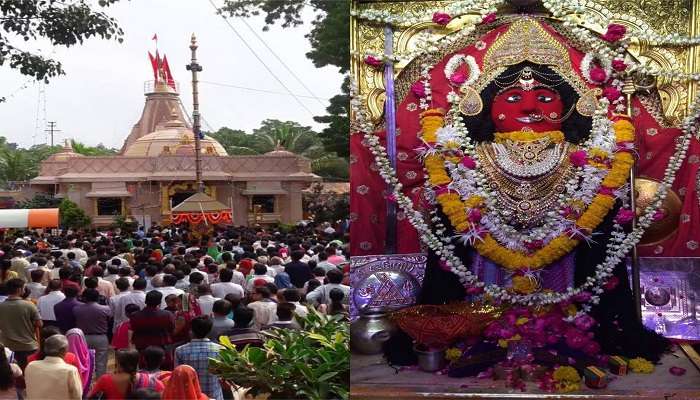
[47,140,85,162]
[122,110,228,157]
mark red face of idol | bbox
[490,83,564,133]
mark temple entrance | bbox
[161,182,216,217]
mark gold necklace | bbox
[477,143,574,226]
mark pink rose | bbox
[434,186,450,196]
[524,240,544,251]
[598,186,615,196]
[603,276,619,291]
[669,366,687,376]
[565,329,587,350]
[582,341,601,356]
[460,156,477,169]
[614,208,635,224]
[411,81,426,98]
[432,12,452,25]
[612,59,627,71]
[602,23,627,42]
[653,209,666,221]
[481,13,497,24]
[450,71,467,85]
[589,67,608,83]
[385,193,397,203]
[466,286,484,295]
[574,315,596,331]
[603,86,622,102]
[569,150,588,167]
[468,208,482,223]
[364,55,383,68]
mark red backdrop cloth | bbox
[350,20,700,257]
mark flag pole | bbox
[186,33,205,194]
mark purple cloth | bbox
[471,251,575,292]
[72,302,112,335]
[54,297,81,333]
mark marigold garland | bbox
[421,109,636,272]
[494,130,565,143]
[629,357,654,373]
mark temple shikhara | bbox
[27,49,318,226]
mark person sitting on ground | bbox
[208,300,235,342]
[303,267,327,293]
[263,302,301,331]
[25,335,83,400]
[88,349,164,400]
[174,316,224,400]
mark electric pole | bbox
[45,121,60,147]
[186,33,204,193]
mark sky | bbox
[0,0,344,149]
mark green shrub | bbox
[210,309,349,400]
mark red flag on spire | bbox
[152,33,158,41]
[148,51,158,81]
[161,55,176,90]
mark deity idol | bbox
[365,18,669,362]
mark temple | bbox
[28,53,319,226]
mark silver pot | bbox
[350,308,398,355]
[413,345,446,372]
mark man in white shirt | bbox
[117,278,147,320]
[156,275,184,309]
[246,264,275,293]
[210,269,244,300]
[195,284,220,316]
[25,335,83,400]
[26,269,47,300]
[281,288,308,318]
[37,280,66,324]
[109,278,131,332]
[247,286,277,329]
[305,270,350,306]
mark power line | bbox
[45,121,61,147]
[237,17,326,108]
[199,80,329,100]
[207,0,316,117]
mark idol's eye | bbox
[505,94,522,103]
[537,94,554,103]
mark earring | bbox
[498,113,506,121]
[576,88,602,117]
[458,86,483,116]
[549,112,558,119]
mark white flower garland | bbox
[580,52,613,85]
[444,54,480,87]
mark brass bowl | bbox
[634,177,682,245]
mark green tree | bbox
[14,193,61,209]
[219,0,350,159]
[70,140,117,156]
[207,120,348,181]
[59,198,91,229]
[0,0,124,100]
[0,147,34,184]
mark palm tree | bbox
[0,148,34,186]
